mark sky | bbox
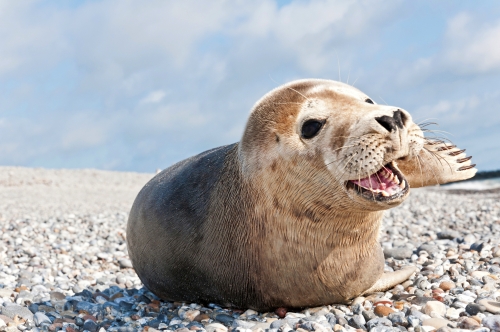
[1,0,500,173]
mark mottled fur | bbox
[127,79,476,311]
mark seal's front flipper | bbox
[362,266,416,295]
[397,141,477,188]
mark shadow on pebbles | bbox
[0,167,499,332]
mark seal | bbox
[127,79,476,311]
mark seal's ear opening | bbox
[301,119,325,139]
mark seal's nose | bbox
[375,110,407,132]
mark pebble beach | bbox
[0,166,499,332]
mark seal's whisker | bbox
[326,152,355,168]
[331,144,361,153]
[421,129,453,136]
[286,86,310,101]
[416,117,439,126]
[415,154,425,187]
[351,76,360,87]
[379,96,389,106]
[423,136,455,146]
[337,152,359,180]
[422,147,454,173]
[417,153,441,185]
[331,133,375,141]
[418,122,439,128]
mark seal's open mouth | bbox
[346,162,408,201]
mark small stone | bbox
[49,291,66,301]
[471,271,490,279]
[388,312,407,327]
[118,259,133,269]
[407,316,420,328]
[34,312,52,326]
[185,310,200,322]
[366,317,392,331]
[348,315,366,330]
[439,281,455,291]
[478,299,500,314]
[232,320,256,329]
[463,234,476,244]
[0,304,34,321]
[194,314,210,322]
[352,303,363,315]
[418,244,439,255]
[470,243,484,252]
[83,319,98,332]
[370,326,401,332]
[458,317,480,329]
[421,318,451,330]
[466,303,485,315]
[445,308,460,320]
[215,314,234,325]
[362,310,376,321]
[205,323,227,332]
[482,315,500,332]
[422,301,446,317]
[411,297,435,306]
[0,289,14,298]
[437,230,460,240]
[374,306,395,317]
[384,247,413,260]
[270,320,285,329]
[457,294,475,303]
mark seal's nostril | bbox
[393,110,405,129]
[375,115,397,132]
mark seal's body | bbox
[127,79,475,311]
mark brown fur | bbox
[127,79,476,311]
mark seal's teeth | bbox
[381,190,390,197]
[399,180,405,189]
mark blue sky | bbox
[1,0,500,172]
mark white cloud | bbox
[140,90,166,104]
[443,13,500,74]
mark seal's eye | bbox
[365,98,374,104]
[301,120,325,139]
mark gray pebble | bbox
[465,303,485,315]
[83,319,99,332]
[482,315,500,332]
[437,230,460,240]
[366,317,392,331]
[388,312,407,327]
[407,316,421,328]
[348,314,366,330]
[34,312,51,326]
[1,304,34,320]
[270,319,285,329]
[363,310,376,322]
[118,259,133,269]
[385,247,414,260]
[215,314,234,325]
[417,244,439,255]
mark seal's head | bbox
[240,79,424,212]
